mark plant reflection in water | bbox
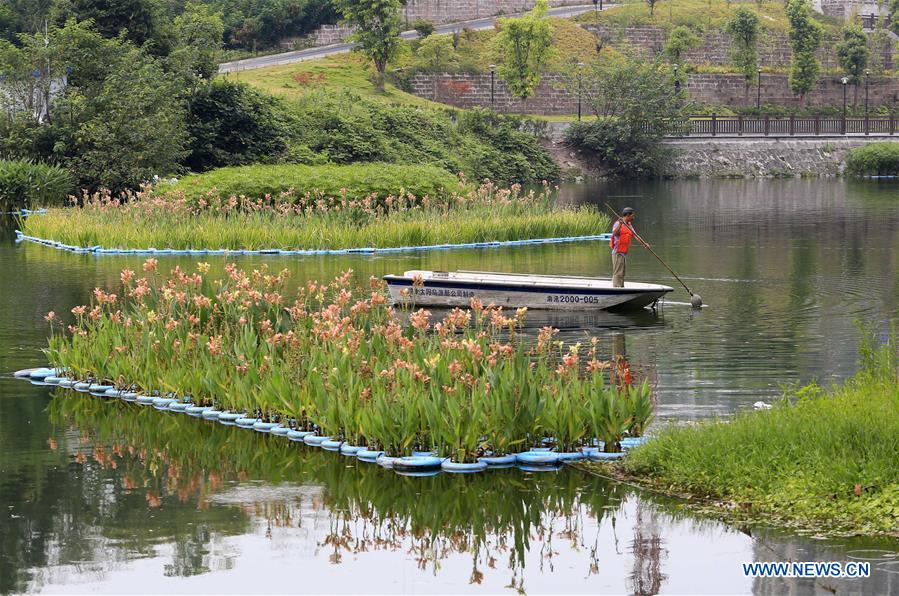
[48,392,633,590]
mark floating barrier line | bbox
[12,367,646,476]
[14,230,613,257]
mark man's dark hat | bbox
[621,207,635,215]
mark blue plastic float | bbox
[441,460,488,473]
[201,409,223,419]
[121,392,139,402]
[287,429,313,441]
[253,421,279,433]
[185,405,211,416]
[303,434,329,446]
[392,455,445,472]
[73,382,91,392]
[478,454,517,466]
[57,379,75,388]
[217,412,245,423]
[168,401,192,412]
[589,451,626,461]
[515,448,560,466]
[340,444,363,455]
[356,449,385,463]
[153,397,178,409]
[321,439,343,451]
[270,426,291,436]
[235,417,260,428]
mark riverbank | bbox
[543,125,899,179]
[598,332,899,537]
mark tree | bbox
[52,0,166,49]
[169,2,224,82]
[891,0,899,36]
[835,25,868,104]
[726,7,760,87]
[495,0,555,100]
[562,55,685,177]
[785,0,821,107]
[415,35,459,71]
[868,1,890,74]
[664,26,700,64]
[185,80,287,171]
[54,44,189,191]
[334,0,402,92]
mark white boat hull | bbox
[384,270,673,311]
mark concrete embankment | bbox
[543,123,898,178]
[660,137,893,178]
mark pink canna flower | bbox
[143,258,158,272]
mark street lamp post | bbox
[842,76,848,134]
[673,64,680,105]
[489,64,496,110]
[757,67,762,111]
[576,61,584,121]
[865,68,870,135]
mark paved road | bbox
[219,4,606,74]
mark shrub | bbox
[0,160,73,210]
[283,91,557,184]
[411,18,435,37]
[846,143,899,177]
[185,79,289,171]
[169,162,463,202]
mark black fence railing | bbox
[859,12,891,30]
[665,115,898,137]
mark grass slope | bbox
[623,334,899,535]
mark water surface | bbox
[1,179,897,593]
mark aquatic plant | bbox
[624,327,899,535]
[45,264,653,463]
[22,181,607,251]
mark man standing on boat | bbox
[610,207,649,288]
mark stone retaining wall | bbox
[401,0,588,25]
[661,137,892,177]
[409,72,899,114]
[584,24,893,71]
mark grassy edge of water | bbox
[579,335,899,538]
[21,207,608,251]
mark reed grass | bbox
[22,182,607,251]
[624,328,899,534]
[44,264,653,463]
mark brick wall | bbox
[409,72,899,114]
[584,24,894,71]
[687,73,899,107]
[411,73,579,114]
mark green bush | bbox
[283,91,558,184]
[846,142,899,177]
[169,162,463,202]
[186,80,289,171]
[0,160,73,210]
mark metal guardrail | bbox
[667,115,898,137]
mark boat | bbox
[383,270,673,311]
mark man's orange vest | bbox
[610,220,634,254]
